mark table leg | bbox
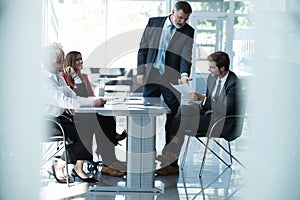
[89,115,163,194]
[127,116,156,189]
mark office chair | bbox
[40,116,70,186]
[180,114,248,177]
[180,88,248,177]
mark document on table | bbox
[105,97,145,105]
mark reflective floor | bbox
[40,116,249,200]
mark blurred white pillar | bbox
[0,1,42,199]
[245,0,300,199]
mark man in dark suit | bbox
[137,1,194,148]
[156,51,244,175]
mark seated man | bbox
[155,51,244,175]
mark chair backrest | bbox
[42,117,65,142]
[40,117,66,166]
[210,115,246,141]
[210,86,248,141]
[191,83,248,142]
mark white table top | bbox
[75,97,170,116]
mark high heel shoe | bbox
[116,130,127,142]
[51,164,74,184]
[71,168,98,183]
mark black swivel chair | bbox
[41,116,70,186]
[180,91,248,177]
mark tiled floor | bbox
[40,115,249,200]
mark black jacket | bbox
[137,16,194,84]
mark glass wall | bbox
[47,0,167,70]
[188,0,254,75]
[44,0,254,81]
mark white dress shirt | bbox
[41,69,94,117]
[202,71,229,105]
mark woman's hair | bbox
[207,51,230,71]
[64,51,82,72]
[42,42,64,71]
[64,51,82,85]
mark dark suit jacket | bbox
[203,71,242,116]
[137,16,194,84]
[199,71,245,141]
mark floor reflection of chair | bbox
[155,175,180,200]
[181,167,243,200]
[198,167,231,200]
[180,169,193,200]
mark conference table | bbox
[75,96,170,194]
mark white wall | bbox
[0,1,42,199]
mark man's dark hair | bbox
[207,51,230,71]
[174,1,192,14]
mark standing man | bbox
[137,1,194,147]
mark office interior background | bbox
[0,0,300,199]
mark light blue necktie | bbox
[155,24,176,75]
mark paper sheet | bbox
[171,83,194,105]
[171,83,193,96]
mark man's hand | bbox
[178,76,193,84]
[93,98,107,107]
[188,92,198,101]
[189,92,205,102]
[66,109,75,116]
[137,75,145,86]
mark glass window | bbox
[50,0,166,69]
[46,0,254,76]
[233,15,254,76]
[190,1,225,12]
[233,0,254,14]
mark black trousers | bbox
[143,68,181,145]
[57,114,93,164]
[162,105,211,166]
[73,113,118,166]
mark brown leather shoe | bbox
[101,166,126,177]
[156,151,178,165]
[110,161,127,172]
[155,165,179,176]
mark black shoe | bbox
[116,130,127,142]
[71,168,98,183]
[86,160,101,173]
[51,164,74,184]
